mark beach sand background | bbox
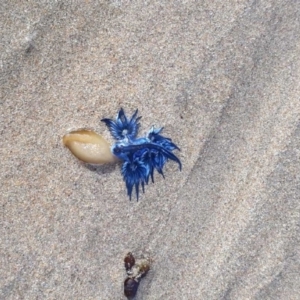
[1,1,300,299]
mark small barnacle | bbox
[63,129,117,164]
[124,252,135,273]
[123,252,151,299]
[135,258,150,278]
[124,277,139,299]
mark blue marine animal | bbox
[102,108,181,200]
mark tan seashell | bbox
[63,129,117,164]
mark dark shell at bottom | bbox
[124,277,139,298]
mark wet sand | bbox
[1,1,300,299]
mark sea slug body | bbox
[63,129,117,164]
[102,108,181,200]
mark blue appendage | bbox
[101,108,141,141]
[102,108,181,200]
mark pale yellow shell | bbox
[63,129,117,164]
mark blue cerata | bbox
[101,108,182,200]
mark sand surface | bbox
[1,1,300,299]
